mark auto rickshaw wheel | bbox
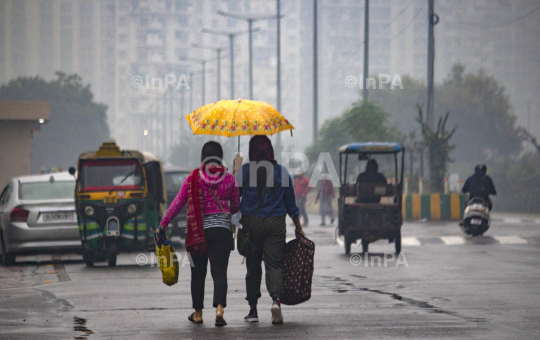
[361,240,369,253]
[107,253,117,267]
[83,250,95,267]
[395,230,402,254]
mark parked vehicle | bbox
[70,142,166,267]
[338,142,405,254]
[163,166,190,239]
[0,173,80,265]
[460,197,491,236]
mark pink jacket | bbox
[160,169,240,230]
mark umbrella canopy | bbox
[185,99,294,137]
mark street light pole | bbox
[192,44,228,102]
[248,19,253,100]
[313,0,318,142]
[189,72,193,113]
[276,0,282,156]
[217,11,278,101]
[363,0,369,101]
[202,28,258,100]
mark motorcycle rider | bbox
[462,164,496,210]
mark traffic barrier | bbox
[402,194,467,220]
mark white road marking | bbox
[440,236,467,245]
[401,237,421,246]
[502,218,522,224]
[493,236,528,244]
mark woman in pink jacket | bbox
[159,141,240,326]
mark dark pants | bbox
[242,215,286,308]
[297,196,309,224]
[190,227,232,310]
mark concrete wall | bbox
[0,100,50,188]
[0,121,32,187]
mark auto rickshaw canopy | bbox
[339,142,404,154]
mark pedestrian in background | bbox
[315,176,335,226]
[293,173,311,226]
[159,141,240,326]
[239,135,304,325]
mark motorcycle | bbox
[460,197,490,236]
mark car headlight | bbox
[127,204,137,214]
[84,206,94,216]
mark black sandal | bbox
[215,316,227,326]
[188,313,203,324]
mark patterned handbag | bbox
[280,235,315,305]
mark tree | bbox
[306,101,403,166]
[371,64,523,162]
[0,72,110,172]
[416,106,457,192]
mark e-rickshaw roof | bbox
[339,142,404,154]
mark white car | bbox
[0,172,80,265]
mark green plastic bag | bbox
[154,233,179,286]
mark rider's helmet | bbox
[474,164,487,175]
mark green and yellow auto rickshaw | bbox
[69,142,166,266]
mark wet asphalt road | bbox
[1,214,539,340]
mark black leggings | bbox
[190,227,232,309]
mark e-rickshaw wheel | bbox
[83,249,95,267]
[361,239,369,253]
[344,234,352,255]
[395,230,402,254]
[107,253,117,267]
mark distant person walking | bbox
[315,177,335,226]
[293,174,311,226]
[239,135,304,325]
[159,141,240,326]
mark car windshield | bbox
[165,172,189,193]
[20,181,75,200]
[79,160,144,192]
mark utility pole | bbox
[218,11,279,100]
[180,57,209,107]
[162,91,167,157]
[363,0,369,101]
[276,0,282,156]
[202,28,256,100]
[313,0,318,142]
[426,0,437,129]
[169,87,174,150]
[191,44,228,102]
[180,86,185,143]
[189,72,193,114]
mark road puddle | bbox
[73,317,94,339]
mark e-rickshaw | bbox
[338,142,404,254]
[69,142,166,266]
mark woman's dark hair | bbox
[248,136,276,197]
[201,141,223,165]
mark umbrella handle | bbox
[238,136,240,154]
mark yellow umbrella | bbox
[185,99,294,152]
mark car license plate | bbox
[43,212,75,222]
[471,218,482,225]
